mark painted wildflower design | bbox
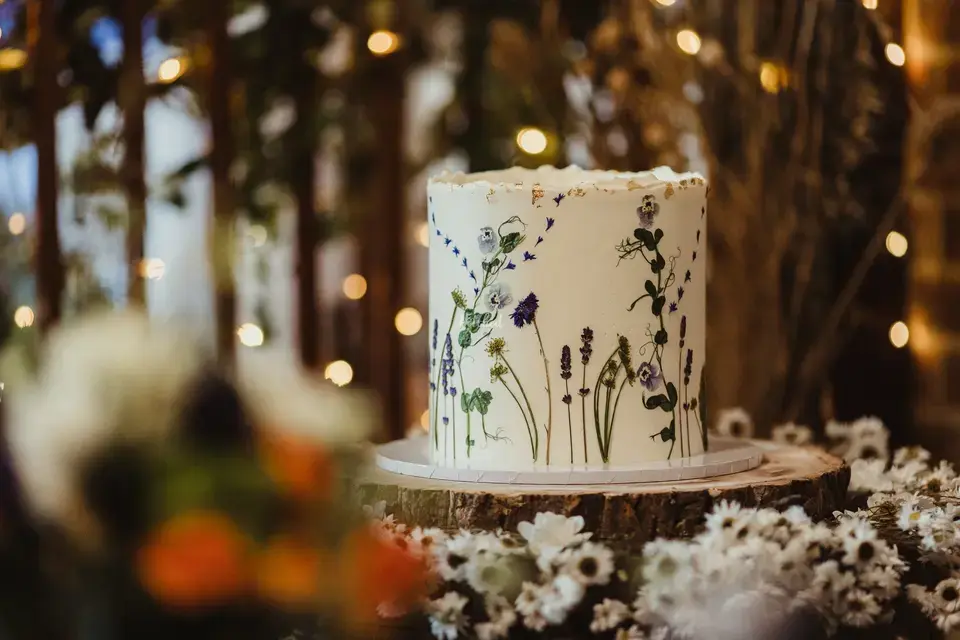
[478,226,498,254]
[578,328,593,463]
[560,345,573,463]
[484,282,513,312]
[510,291,555,463]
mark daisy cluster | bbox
[640,502,904,638]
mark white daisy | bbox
[559,541,615,586]
[540,574,585,624]
[934,578,960,614]
[771,422,813,445]
[850,459,895,493]
[516,512,590,557]
[841,589,881,627]
[590,598,631,632]
[514,581,543,617]
[714,407,754,438]
[893,446,932,467]
[428,591,469,640]
[475,595,517,640]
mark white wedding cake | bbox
[427,166,707,469]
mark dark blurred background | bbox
[0,0,951,457]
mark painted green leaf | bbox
[654,329,668,345]
[500,232,522,253]
[644,280,657,298]
[458,328,472,348]
[652,297,666,316]
[464,310,483,333]
[667,382,678,409]
[461,393,473,412]
[477,312,494,326]
[658,426,673,442]
[645,394,668,410]
[655,253,666,270]
[473,389,493,415]
[654,228,664,243]
[634,228,656,251]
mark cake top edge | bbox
[427,165,707,191]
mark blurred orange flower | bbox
[260,431,336,502]
[255,535,322,609]
[339,526,429,627]
[136,510,249,609]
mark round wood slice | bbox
[357,444,849,549]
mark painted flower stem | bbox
[564,379,573,464]
[677,346,685,458]
[432,308,458,450]
[502,354,539,460]
[532,318,552,465]
[581,366,589,464]
[607,377,629,460]
[592,347,620,463]
[498,377,535,459]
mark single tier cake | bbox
[427,166,707,469]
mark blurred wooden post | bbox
[904,0,960,452]
[33,0,63,334]
[207,0,236,367]
[121,0,147,306]
[360,19,407,440]
[293,12,321,372]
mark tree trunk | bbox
[33,0,63,334]
[120,0,147,306]
[207,0,236,367]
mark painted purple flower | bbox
[535,236,544,247]
[430,381,436,391]
[474,287,480,296]
[450,386,458,398]
[461,257,468,269]
[484,282,513,311]
[636,194,660,229]
[444,237,452,246]
[546,217,556,230]
[469,270,477,282]
[580,327,594,365]
[505,260,516,270]
[432,318,438,351]
[523,251,536,261]
[679,315,687,348]
[684,349,694,385]
[637,362,662,391]
[668,302,678,314]
[431,211,436,223]
[578,387,590,397]
[441,334,453,395]
[553,194,564,207]
[684,270,691,283]
[562,394,572,404]
[692,251,698,261]
[696,229,701,242]
[560,345,572,380]
[510,293,540,328]
[478,226,498,254]
[453,246,461,256]
[442,417,449,425]
[436,229,442,237]
[678,287,685,300]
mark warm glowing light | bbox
[861,0,877,9]
[759,62,789,94]
[395,307,423,336]
[516,128,549,155]
[0,48,27,71]
[885,43,905,67]
[367,30,400,56]
[342,274,368,300]
[237,323,265,347]
[420,410,430,432]
[157,57,186,83]
[324,360,354,386]
[13,306,34,329]
[138,258,166,280]
[654,0,677,5]
[247,224,268,248]
[889,321,909,348]
[885,231,908,257]
[7,212,25,235]
[676,30,702,55]
[416,222,430,247]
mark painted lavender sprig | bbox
[579,327,593,463]
[432,291,465,450]
[560,345,573,463]
[511,292,553,464]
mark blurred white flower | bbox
[428,591,469,640]
[516,512,590,564]
[258,96,296,141]
[559,541,614,586]
[714,407,753,438]
[771,422,813,446]
[591,598,631,632]
[227,3,268,37]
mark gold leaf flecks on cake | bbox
[626,179,643,191]
[566,187,586,198]
[486,187,496,202]
[679,179,689,190]
[692,176,706,186]
[664,183,675,199]
[531,183,544,205]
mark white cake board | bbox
[376,435,764,485]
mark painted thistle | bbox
[510,293,540,328]
[484,282,513,312]
[478,226,498,254]
[485,337,506,357]
[637,194,660,229]
[637,362,662,392]
[618,336,637,385]
[580,327,594,365]
[560,346,572,380]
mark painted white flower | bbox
[559,541,615,586]
[771,422,813,445]
[428,591,469,640]
[483,282,513,312]
[517,512,590,561]
[590,598,631,632]
[714,407,753,438]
